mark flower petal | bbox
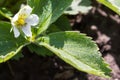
[22,24,32,37]
[19,5,32,16]
[12,13,19,23]
[13,26,20,38]
[26,14,39,26]
[20,4,25,9]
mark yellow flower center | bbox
[14,14,27,27]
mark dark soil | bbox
[1,1,120,80]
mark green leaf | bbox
[28,44,53,56]
[65,0,92,15]
[36,31,111,78]
[47,24,62,33]
[47,15,71,33]
[54,15,71,31]
[0,21,28,63]
[11,52,24,60]
[97,0,120,15]
[0,0,5,7]
[27,0,73,34]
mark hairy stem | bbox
[7,61,15,77]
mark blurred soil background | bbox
[0,0,120,80]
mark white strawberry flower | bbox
[11,5,39,38]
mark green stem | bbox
[7,61,15,77]
[0,10,12,20]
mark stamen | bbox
[14,14,27,27]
